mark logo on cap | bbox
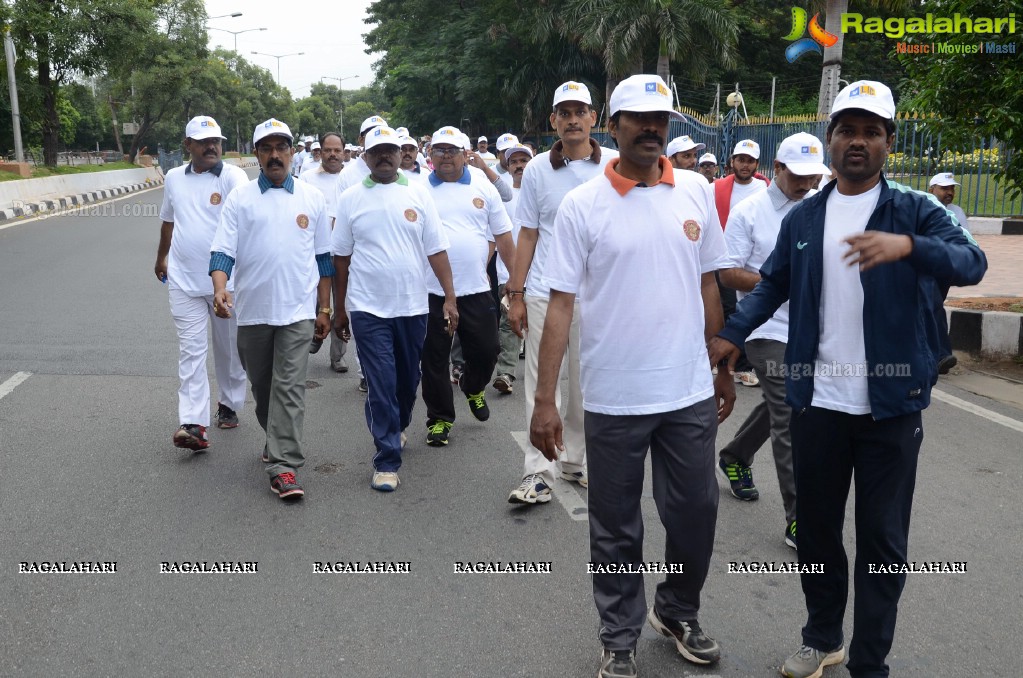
[849,85,876,98]
[741,141,756,148]
[563,83,581,91]
[375,128,392,137]
[265,121,283,128]
[800,145,820,155]
[645,81,669,96]
[201,120,211,127]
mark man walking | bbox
[155,115,248,451]
[332,125,458,491]
[928,171,971,374]
[709,80,986,678]
[666,135,705,170]
[210,118,335,501]
[697,152,718,183]
[506,80,618,505]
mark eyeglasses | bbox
[430,147,461,158]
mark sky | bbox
[204,0,379,97]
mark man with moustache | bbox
[156,115,249,451]
[709,81,986,678]
[301,132,350,373]
[299,141,322,176]
[716,132,830,546]
[210,118,335,501]
[666,135,705,170]
[332,125,458,492]
[532,74,732,678]
[398,134,428,181]
[697,152,718,183]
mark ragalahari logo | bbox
[783,7,839,62]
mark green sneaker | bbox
[466,390,490,421]
[785,520,797,549]
[718,458,759,501]
[426,420,452,447]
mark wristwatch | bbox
[318,307,333,316]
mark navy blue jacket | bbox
[718,177,987,420]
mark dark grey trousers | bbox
[586,397,719,650]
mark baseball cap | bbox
[929,172,959,187]
[360,115,388,135]
[252,118,293,146]
[831,80,896,120]
[477,136,488,143]
[309,141,321,151]
[504,143,534,161]
[609,74,683,121]
[395,126,409,137]
[732,139,760,160]
[185,116,226,141]
[431,126,462,147]
[398,135,418,149]
[776,132,830,176]
[666,135,705,156]
[698,153,717,165]
[295,141,306,149]
[495,133,519,152]
[553,81,592,107]
[363,126,401,151]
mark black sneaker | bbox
[216,402,239,429]
[938,354,957,375]
[309,337,323,354]
[718,458,759,501]
[598,648,637,678]
[426,420,452,446]
[358,377,368,393]
[270,472,305,500]
[647,608,721,665]
[466,390,490,421]
[173,424,209,451]
[785,520,797,549]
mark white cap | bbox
[504,143,534,161]
[553,81,592,107]
[698,153,717,165]
[929,172,959,187]
[309,141,321,151]
[395,126,409,137]
[360,115,388,135]
[776,132,830,175]
[732,139,760,160]
[304,136,315,143]
[666,135,705,156]
[495,133,518,152]
[185,116,226,141]
[398,135,418,148]
[609,74,683,121]
[831,80,896,120]
[432,126,462,147]
[295,141,306,149]
[477,135,488,143]
[252,118,293,146]
[363,126,401,151]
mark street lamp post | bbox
[208,12,242,19]
[251,51,304,86]
[321,76,359,135]
[208,26,266,51]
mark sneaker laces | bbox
[518,473,543,491]
[736,464,754,487]
[795,645,817,660]
[467,391,486,408]
[428,421,450,435]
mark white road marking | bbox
[932,387,1023,434]
[0,184,164,231]
[511,431,588,521]
[0,371,32,400]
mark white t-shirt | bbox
[729,176,768,209]
[333,156,371,203]
[299,159,321,176]
[496,186,521,285]
[211,178,332,326]
[425,171,511,297]
[518,147,618,298]
[724,181,810,343]
[159,162,249,297]
[543,161,729,415]
[478,150,497,168]
[298,169,342,221]
[811,182,882,415]
[332,175,449,318]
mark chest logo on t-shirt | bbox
[296,214,310,229]
[404,208,418,222]
[209,192,222,205]
[472,197,485,209]
[683,219,701,241]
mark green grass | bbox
[890,173,1022,217]
[0,161,138,182]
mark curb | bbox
[968,217,1023,235]
[0,178,164,224]
[947,307,1023,358]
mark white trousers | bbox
[523,295,587,484]
[169,289,247,426]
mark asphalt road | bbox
[1,179,1021,677]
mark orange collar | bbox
[604,157,675,196]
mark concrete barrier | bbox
[948,307,1023,359]
[0,167,163,212]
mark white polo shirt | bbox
[517,145,618,299]
[211,174,332,326]
[543,159,729,416]
[424,168,511,297]
[723,181,811,343]
[159,161,249,297]
[332,174,448,318]
[496,186,521,285]
[298,168,342,221]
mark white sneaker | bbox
[507,473,552,504]
[734,370,760,387]
[560,469,588,488]
[371,471,400,492]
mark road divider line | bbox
[932,387,1023,434]
[511,431,588,522]
[0,372,32,400]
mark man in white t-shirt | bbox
[492,143,533,394]
[290,140,305,177]
[398,134,428,181]
[332,125,458,492]
[717,132,830,547]
[419,126,516,447]
[210,118,335,502]
[697,152,718,183]
[666,135,705,170]
[299,141,322,176]
[710,80,986,678]
[505,80,619,506]
[532,74,734,678]
[476,135,498,166]
[155,115,249,451]
[336,116,389,194]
